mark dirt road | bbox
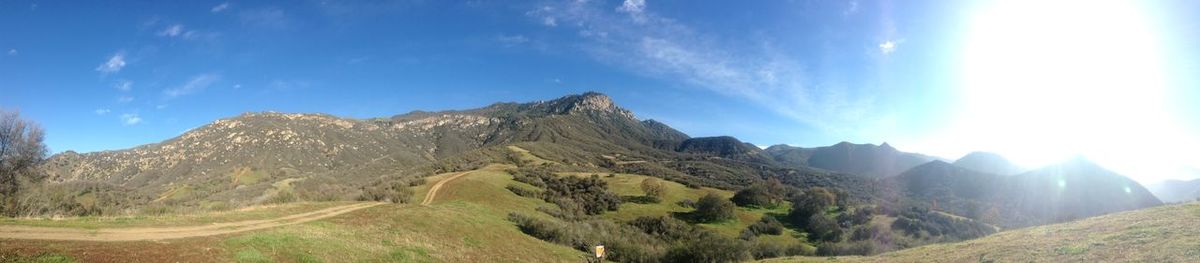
[0,202,382,241]
[421,171,471,206]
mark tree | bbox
[694,192,736,222]
[730,184,773,208]
[640,178,666,201]
[0,109,48,214]
[788,187,836,225]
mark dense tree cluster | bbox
[740,215,785,240]
[890,206,996,241]
[509,213,762,263]
[512,168,622,217]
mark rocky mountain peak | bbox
[539,92,634,118]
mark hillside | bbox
[951,151,1025,175]
[883,159,1162,228]
[31,92,697,214]
[766,142,938,178]
[1148,174,1200,203]
[764,202,1200,262]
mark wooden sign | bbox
[595,245,605,258]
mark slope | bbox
[764,202,1200,262]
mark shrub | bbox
[507,213,667,263]
[676,199,696,209]
[788,187,837,227]
[745,215,785,236]
[540,174,622,215]
[730,185,774,208]
[806,214,843,242]
[640,178,666,201]
[693,192,736,223]
[663,232,751,263]
[358,181,413,203]
[506,184,542,199]
[628,216,697,241]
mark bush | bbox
[628,216,697,241]
[730,185,775,208]
[663,232,751,263]
[506,184,542,199]
[640,178,666,202]
[744,215,785,236]
[788,187,837,225]
[507,213,667,263]
[693,192,737,223]
[806,214,843,242]
[358,181,413,203]
[676,199,696,209]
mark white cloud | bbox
[156,104,168,110]
[617,0,647,23]
[95,52,126,74]
[158,24,184,37]
[120,113,142,125]
[94,109,111,115]
[117,96,134,103]
[879,41,896,54]
[543,17,558,27]
[211,2,230,13]
[114,80,133,92]
[618,0,645,14]
[165,74,221,98]
[6,49,15,56]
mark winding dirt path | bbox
[421,171,471,206]
[0,202,383,241]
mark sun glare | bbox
[927,0,1196,183]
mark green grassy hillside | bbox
[763,202,1200,262]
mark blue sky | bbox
[1,1,1198,182]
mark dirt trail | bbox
[421,171,471,206]
[0,202,382,241]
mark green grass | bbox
[507,145,557,165]
[762,202,1200,262]
[214,164,583,262]
[0,253,76,263]
[0,201,354,229]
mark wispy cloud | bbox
[211,2,230,13]
[240,8,291,29]
[158,24,184,37]
[117,96,134,103]
[113,80,133,92]
[616,0,646,23]
[119,113,142,125]
[6,49,15,56]
[165,74,221,98]
[94,109,111,115]
[525,1,878,133]
[95,52,126,74]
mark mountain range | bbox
[35,92,1162,228]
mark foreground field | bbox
[0,165,583,262]
[764,202,1200,262]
